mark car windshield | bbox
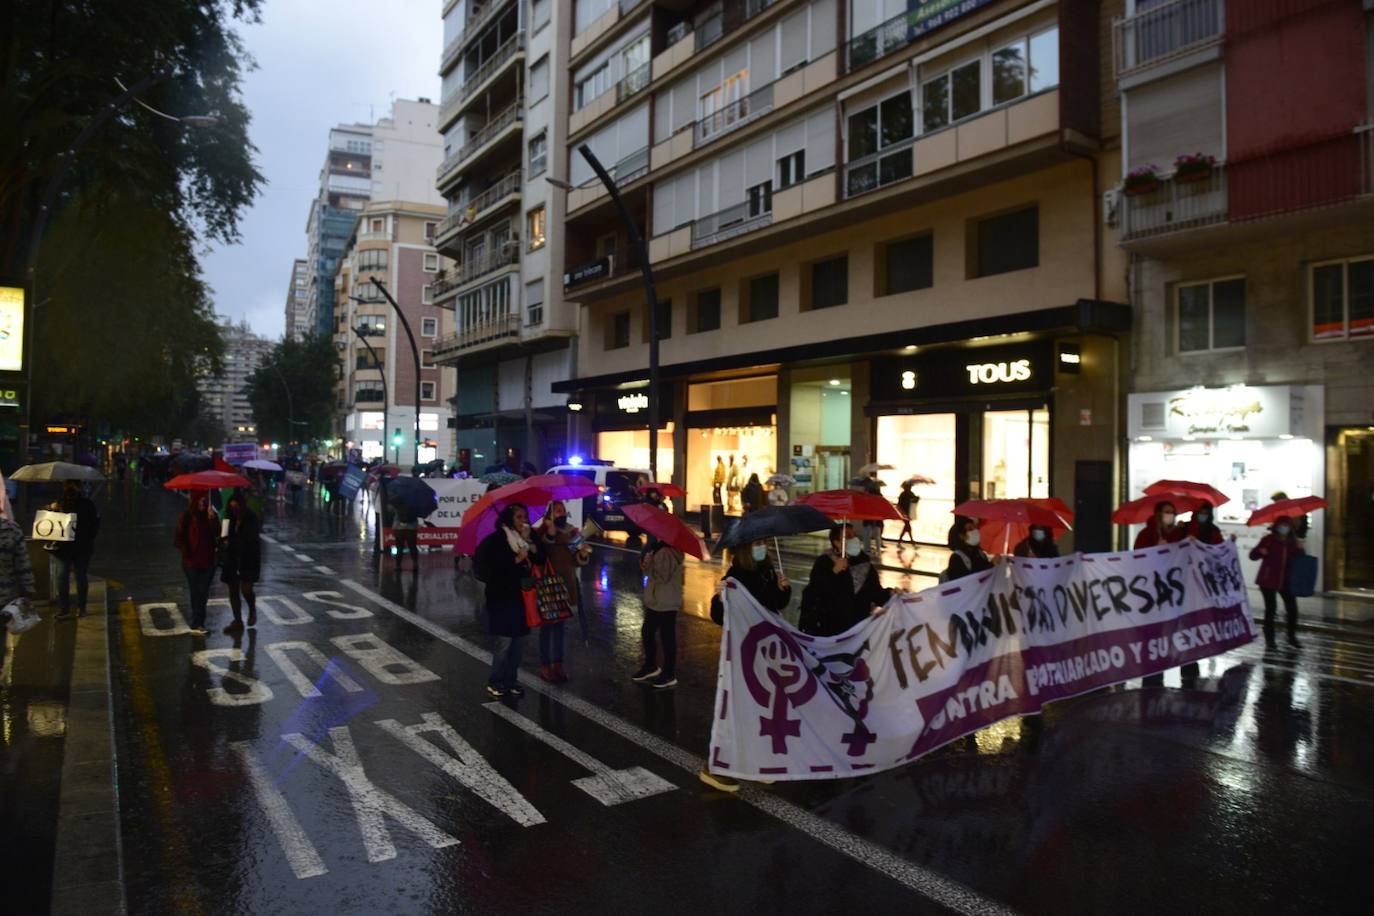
[605,471,640,494]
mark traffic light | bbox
[392,428,403,448]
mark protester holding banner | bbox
[944,518,992,581]
[1187,502,1226,545]
[219,491,261,633]
[536,500,589,683]
[634,539,684,689]
[49,481,100,620]
[1250,516,1303,650]
[799,524,892,637]
[174,492,218,637]
[475,504,542,698]
[1013,525,1060,558]
[1134,500,1188,548]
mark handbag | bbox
[1285,552,1318,598]
[521,577,542,630]
[532,561,574,624]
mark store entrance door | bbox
[1337,428,1374,590]
[814,447,851,491]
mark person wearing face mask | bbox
[633,535,684,689]
[535,500,590,682]
[1013,525,1060,558]
[799,523,893,636]
[1249,515,1304,650]
[173,491,219,637]
[1186,501,1225,545]
[219,490,261,633]
[1134,501,1189,548]
[944,519,992,581]
[475,503,544,697]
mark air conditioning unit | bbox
[1102,188,1120,227]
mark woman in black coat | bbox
[945,517,993,581]
[220,490,261,633]
[1012,525,1060,558]
[474,503,542,698]
[799,523,892,636]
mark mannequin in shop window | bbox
[944,518,992,581]
[1134,501,1188,548]
[725,455,741,512]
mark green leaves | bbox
[246,335,341,444]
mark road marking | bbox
[279,544,295,552]
[283,725,459,863]
[265,641,365,698]
[296,554,315,563]
[261,534,278,545]
[231,741,328,879]
[340,578,1011,915]
[314,565,336,576]
[483,701,675,806]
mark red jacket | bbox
[175,509,218,570]
[1187,520,1225,545]
[1249,532,1301,591]
[1134,519,1188,549]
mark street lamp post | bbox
[349,324,390,463]
[370,279,422,468]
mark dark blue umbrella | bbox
[387,476,439,518]
[715,504,833,550]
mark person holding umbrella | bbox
[896,481,919,547]
[49,481,100,620]
[1250,515,1304,650]
[1186,502,1226,544]
[220,490,261,632]
[633,536,685,689]
[944,518,992,581]
[474,504,542,698]
[799,523,892,636]
[1134,500,1188,548]
[535,500,590,683]
[174,492,219,636]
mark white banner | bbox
[383,478,486,549]
[708,540,1253,781]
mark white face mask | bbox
[751,544,769,563]
[1161,513,1176,527]
[1031,529,1046,542]
[844,537,863,557]
[965,530,981,548]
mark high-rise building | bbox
[431,0,576,473]
[200,318,274,442]
[331,200,456,463]
[285,258,309,340]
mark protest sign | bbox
[707,539,1253,781]
[382,477,487,549]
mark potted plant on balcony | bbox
[1173,152,1216,183]
[1123,164,1161,196]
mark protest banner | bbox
[382,477,487,550]
[707,539,1253,781]
[221,442,257,465]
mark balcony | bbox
[1113,0,1223,81]
[847,0,1003,73]
[434,170,522,248]
[455,241,521,288]
[1119,163,1228,242]
[429,268,462,301]
[566,148,648,213]
[353,389,386,405]
[692,200,773,248]
[694,83,773,148]
[442,0,508,73]
[433,312,521,358]
[438,32,524,128]
[695,0,780,54]
[435,99,524,188]
[615,61,651,105]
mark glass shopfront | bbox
[875,413,957,544]
[1332,427,1374,591]
[590,382,676,473]
[788,367,853,498]
[685,376,778,513]
[595,427,676,472]
[982,408,1050,499]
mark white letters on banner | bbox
[708,540,1253,781]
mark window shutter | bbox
[751,30,777,84]
[806,108,835,173]
[745,137,773,186]
[811,0,837,56]
[780,10,808,73]
[718,149,746,207]
[775,119,806,159]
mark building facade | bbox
[200,318,274,442]
[431,0,577,474]
[285,258,309,341]
[1113,0,1374,592]
[332,200,457,464]
[554,0,1129,551]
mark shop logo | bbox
[966,359,1031,385]
[901,371,917,390]
[1167,388,1264,435]
[617,393,649,414]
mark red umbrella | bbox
[1144,479,1229,507]
[1111,492,1206,525]
[796,489,904,521]
[1247,496,1327,527]
[955,498,1073,555]
[637,482,686,499]
[164,470,251,491]
[455,474,599,555]
[623,504,707,559]
[213,455,237,474]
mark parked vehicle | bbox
[546,460,652,539]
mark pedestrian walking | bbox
[535,500,589,683]
[1012,524,1060,558]
[799,523,892,636]
[896,482,918,546]
[474,504,542,698]
[174,492,218,636]
[860,472,884,556]
[632,538,684,689]
[0,514,37,677]
[1250,515,1304,650]
[219,490,260,633]
[741,473,765,513]
[712,456,725,506]
[1187,502,1226,544]
[944,518,992,581]
[49,481,100,620]
[1133,500,1188,548]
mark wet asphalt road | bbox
[13,483,1374,915]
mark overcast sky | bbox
[201,0,442,339]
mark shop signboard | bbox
[1128,385,1301,440]
[563,257,609,289]
[0,285,25,373]
[870,341,1054,405]
[592,383,674,429]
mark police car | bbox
[546,459,652,538]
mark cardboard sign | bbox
[33,510,77,542]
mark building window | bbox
[973,206,1038,277]
[1312,256,1374,341]
[576,63,610,110]
[747,181,773,218]
[421,381,437,401]
[923,59,982,132]
[527,206,546,250]
[778,151,805,190]
[421,317,438,337]
[424,221,437,241]
[526,278,545,326]
[422,252,439,272]
[609,310,631,349]
[356,349,385,370]
[357,249,388,272]
[369,217,385,233]
[355,280,382,301]
[528,132,547,177]
[699,70,748,139]
[644,299,671,342]
[992,27,1059,106]
[1178,277,1246,352]
[530,55,550,103]
[421,284,433,304]
[744,273,779,323]
[532,0,551,33]
[693,288,721,333]
[882,234,934,295]
[846,91,914,196]
[357,315,386,336]
[421,348,436,368]
[809,255,849,310]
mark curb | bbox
[48,578,126,916]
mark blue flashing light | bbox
[568,455,583,465]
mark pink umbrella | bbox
[454,474,598,555]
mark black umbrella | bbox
[387,476,439,518]
[715,504,834,550]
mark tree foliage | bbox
[246,335,340,445]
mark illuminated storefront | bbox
[684,376,777,513]
[591,383,675,473]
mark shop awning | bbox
[552,299,1130,393]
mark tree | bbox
[246,335,340,446]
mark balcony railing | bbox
[613,146,650,185]
[436,99,524,184]
[694,82,773,147]
[1119,163,1227,241]
[456,241,521,286]
[353,389,385,405]
[847,0,996,72]
[469,170,523,215]
[430,268,462,298]
[1113,0,1223,79]
[460,32,525,103]
[444,0,505,72]
[692,200,773,248]
[695,0,779,53]
[436,312,521,354]
[615,62,651,105]
[844,144,914,198]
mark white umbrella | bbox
[10,462,106,482]
[857,462,895,475]
[765,473,795,487]
[243,459,284,472]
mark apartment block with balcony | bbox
[554,0,1131,552]
[433,0,578,473]
[331,200,456,464]
[285,258,309,341]
[1113,0,1374,592]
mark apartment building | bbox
[431,0,576,473]
[1112,0,1374,591]
[200,318,273,442]
[285,258,309,341]
[332,200,457,464]
[556,0,1128,551]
